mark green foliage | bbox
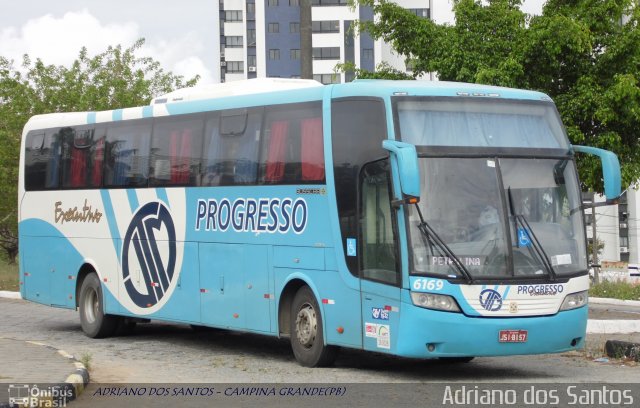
[0,39,199,261]
[589,280,640,300]
[350,0,640,194]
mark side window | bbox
[260,102,324,184]
[150,117,204,186]
[202,109,262,186]
[24,130,61,191]
[104,122,151,187]
[360,159,399,285]
[331,98,388,276]
[61,127,104,189]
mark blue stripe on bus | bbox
[142,106,154,118]
[100,190,122,261]
[156,188,170,208]
[112,109,123,121]
[127,190,139,212]
[87,112,96,124]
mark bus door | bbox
[359,159,402,353]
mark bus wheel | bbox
[290,286,338,367]
[79,273,118,338]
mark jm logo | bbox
[479,288,503,312]
[122,202,176,308]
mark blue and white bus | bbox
[18,78,621,367]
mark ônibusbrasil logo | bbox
[479,288,503,312]
[122,202,176,308]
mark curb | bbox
[0,338,90,408]
[590,297,640,307]
[0,291,21,300]
[605,340,640,362]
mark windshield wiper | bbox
[507,188,557,281]
[413,204,473,283]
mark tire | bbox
[290,286,338,367]
[78,273,118,338]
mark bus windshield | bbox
[407,157,587,279]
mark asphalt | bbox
[0,292,637,407]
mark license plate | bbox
[499,329,528,343]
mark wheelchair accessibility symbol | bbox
[517,228,532,247]
[346,238,357,257]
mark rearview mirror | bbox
[382,140,421,202]
[572,145,621,202]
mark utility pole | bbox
[300,0,313,79]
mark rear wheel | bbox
[78,273,118,338]
[290,286,338,367]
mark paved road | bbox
[1,297,638,387]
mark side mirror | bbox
[572,145,621,202]
[382,140,421,203]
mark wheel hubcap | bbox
[84,288,98,324]
[295,303,317,348]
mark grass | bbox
[589,280,640,301]
[0,255,19,292]
[79,352,92,371]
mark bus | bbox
[18,78,621,367]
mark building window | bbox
[290,22,300,33]
[312,20,340,33]
[225,10,243,22]
[408,8,430,19]
[247,3,256,13]
[312,47,340,60]
[268,23,280,33]
[247,29,256,46]
[248,55,256,69]
[362,48,374,60]
[226,36,243,48]
[269,49,281,60]
[227,61,244,73]
[313,73,340,84]
[290,49,300,60]
[290,0,300,5]
[268,0,279,6]
[311,0,347,5]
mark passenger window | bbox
[150,118,204,186]
[104,122,151,187]
[202,109,262,186]
[61,127,104,189]
[360,159,399,285]
[260,102,324,184]
[25,130,62,190]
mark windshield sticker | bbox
[517,284,565,296]
[346,238,357,257]
[487,160,495,168]
[551,254,572,266]
[517,228,532,247]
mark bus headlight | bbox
[560,290,588,311]
[410,292,461,313]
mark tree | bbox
[0,38,199,262]
[349,0,640,193]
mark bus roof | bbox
[22,79,553,135]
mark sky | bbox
[0,0,546,86]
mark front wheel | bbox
[290,286,338,367]
[78,273,118,338]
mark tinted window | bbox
[61,127,105,189]
[104,122,151,187]
[332,98,388,275]
[260,102,324,184]
[24,130,61,190]
[202,109,262,186]
[150,117,204,186]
